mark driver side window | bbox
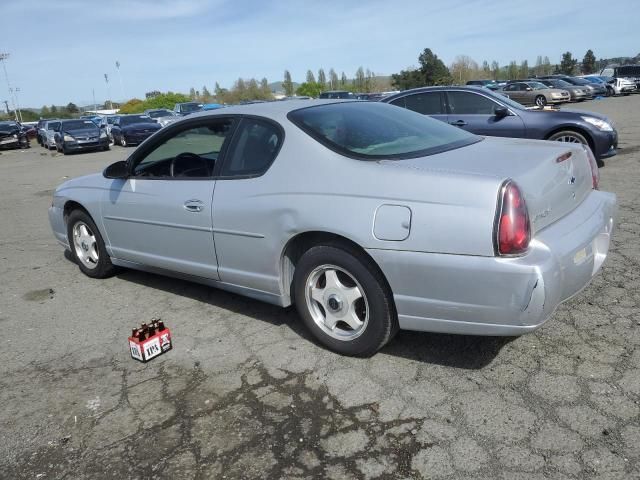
[133,120,234,178]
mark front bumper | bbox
[367,190,617,336]
[63,138,109,151]
[593,128,618,160]
[123,131,158,144]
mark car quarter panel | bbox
[211,121,503,299]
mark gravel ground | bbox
[1,96,639,479]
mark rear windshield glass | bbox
[147,110,171,118]
[63,120,96,130]
[288,102,480,160]
[121,115,152,125]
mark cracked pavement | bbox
[1,96,639,479]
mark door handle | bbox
[450,120,467,127]
[183,199,204,212]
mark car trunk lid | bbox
[381,136,594,234]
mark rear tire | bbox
[293,243,398,356]
[66,210,116,279]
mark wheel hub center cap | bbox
[81,241,88,251]
[327,295,342,312]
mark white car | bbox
[40,120,61,150]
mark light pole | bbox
[104,73,112,110]
[0,52,18,121]
[115,60,125,101]
[13,87,23,122]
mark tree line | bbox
[392,48,605,89]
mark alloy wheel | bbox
[305,264,369,341]
[72,221,99,270]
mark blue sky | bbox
[1,0,637,108]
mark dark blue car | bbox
[382,86,617,165]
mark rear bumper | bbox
[367,190,617,336]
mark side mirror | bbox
[525,87,533,91]
[494,106,509,118]
[104,160,129,179]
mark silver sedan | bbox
[49,100,617,356]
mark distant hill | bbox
[268,81,300,94]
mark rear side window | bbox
[447,91,499,115]
[221,118,282,177]
[391,92,444,115]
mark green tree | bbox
[519,60,529,79]
[41,105,50,117]
[340,72,348,87]
[296,82,324,97]
[260,78,270,97]
[329,68,338,89]
[482,60,491,77]
[189,87,196,99]
[283,70,294,96]
[118,98,146,114]
[560,52,578,75]
[317,68,326,88]
[542,56,552,75]
[66,102,79,113]
[491,60,500,80]
[582,49,596,74]
[392,48,451,89]
[507,61,519,80]
[306,70,316,83]
[50,105,58,114]
[534,56,543,76]
[202,85,211,100]
[354,66,365,91]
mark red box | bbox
[128,328,172,362]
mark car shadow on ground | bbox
[99,264,514,370]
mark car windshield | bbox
[121,115,152,125]
[47,122,61,130]
[147,110,171,118]
[63,120,97,130]
[180,103,202,113]
[585,76,604,83]
[528,82,548,90]
[553,79,572,87]
[571,78,590,85]
[288,102,480,160]
[106,117,116,124]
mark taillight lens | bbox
[496,181,531,256]
[583,145,599,190]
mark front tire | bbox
[67,210,116,278]
[293,244,397,356]
[535,95,547,107]
[120,135,127,147]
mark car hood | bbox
[0,129,20,138]
[64,127,99,136]
[121,122,161,131]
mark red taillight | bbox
[496,181,531,256]
[584,145,599,190]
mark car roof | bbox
[184,99,358,120]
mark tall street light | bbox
[0,52,18,121]
[104,73,112,110]
[115,60,125,101]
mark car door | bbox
[445,90,526,137]
[388,91,447,124]
[101,118,236,279]
[210,117,284,295]
[503,83,524,102]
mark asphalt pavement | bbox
[0,96,639,479]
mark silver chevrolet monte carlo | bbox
[49,100,617,356]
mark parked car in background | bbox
[501,81,570,106]
[466,80,500,90]
[582,75,636,96]
[21,123,37,140]
[0,121,29,149]
[111,114,162,146]
[49,100,616,356]
[382,86,617,164]
[600,64,640,89]
[319,90,355,99]
[52,119,110,154]
[579,75,615,96]
[355,93,384,101]
[145,108,180,127]
[535,78,589,102]
[173,102,203,116]
[539,75,606,97]
[41,120,62,149]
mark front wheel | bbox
[120,135,127,147]
[535,95,547,107]
[293,244,397,356]
[547,130,589,147]
[67,210,116,278]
